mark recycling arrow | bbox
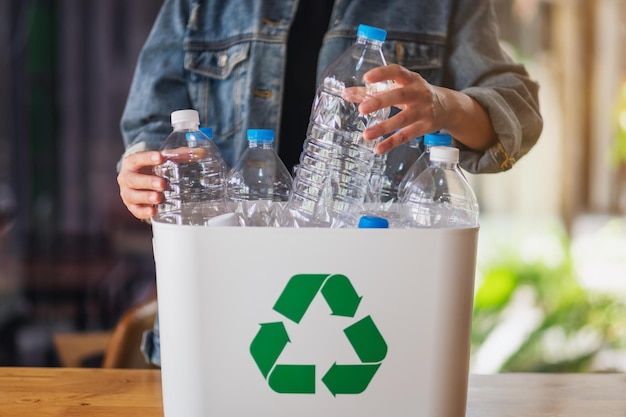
[322,363,381,396]
[344,315,387,362]
[249,322,290,378]
[272,274,327,323]
[321,274,362,317]
[273,274,362,322]
[250,273,387,396]
[269,365,315,394]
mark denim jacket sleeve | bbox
[445,0,543,173]
[119,0,193,163]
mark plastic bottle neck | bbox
[430,159,458,170]
[248,140,274,150]
[356,36,383,50]
[172,121,199,131]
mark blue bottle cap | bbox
[358,215,389,229]
[424,132,452,146]
[200,127,213,138]
[247,129,274,142]
[357,24,387,42]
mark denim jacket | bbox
[120,0,542,174]
[124,0,542,367]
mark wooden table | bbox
[0,367,625,416]
[467,373,626,416]
[0,367,162,417]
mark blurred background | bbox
[0,0,625,371]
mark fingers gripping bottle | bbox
[282,24,391,228]
[226,129,293,226]
[400,146,479,228]
[153,109,227,225]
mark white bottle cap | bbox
[171,109,199,127]
[429,146,459,163]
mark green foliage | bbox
[472,220,626,373]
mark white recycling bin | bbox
[152,221,478,417]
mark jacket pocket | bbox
[183,40,251,163]
[383,38,444,85]
[184,40,250,80]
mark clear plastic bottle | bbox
[153,109,227,225]
[226,129,293,226]
[365,151,388,204]
[400,146,479,228]
[397,132,452,201]
[367,135,423,204]
[283,24,391,228]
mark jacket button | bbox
[395,42,406,63]
[218,52,228,68]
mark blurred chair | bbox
[101,295,157,368]
[54,293,157,369]
[53,331,112,368]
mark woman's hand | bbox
[358,64,496,153]
[117,151,166,220]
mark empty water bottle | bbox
[283,24,391,228]
[400,146,479,228]
[153,109,227,225]
[398,132,452,201]
[226,129,293,226]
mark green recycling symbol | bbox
[249,274,387,395]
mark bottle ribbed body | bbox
[284,25,391,228]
